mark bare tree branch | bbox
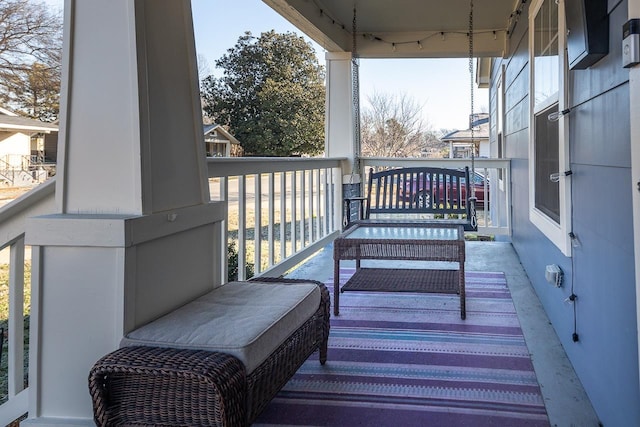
[0,0,62,120]
[361,91,430,157]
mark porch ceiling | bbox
[263,0,521,58]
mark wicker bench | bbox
[88,278,330,426]
[344,166,478,231]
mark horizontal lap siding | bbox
[494,0,639,424]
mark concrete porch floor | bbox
[285,240,601,427]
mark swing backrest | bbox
[344,166,478,231]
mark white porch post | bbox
[23,1,223,424]
[325,52,359,225]
[630,0,640,399]
[325,52,358,175]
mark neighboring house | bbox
[203,124,242,157]
[0,107,58,185]
[441,113,490,158]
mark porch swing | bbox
[343,1,478,232]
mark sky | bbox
[190,0,488,132]
[43,0,488,132]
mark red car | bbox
[398,169,489,209]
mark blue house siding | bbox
[492,0,639,425]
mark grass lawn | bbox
[0,262,30,405]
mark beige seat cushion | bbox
[121,280,320,374]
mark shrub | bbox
[227,241,255,281]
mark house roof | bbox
[441,114,489,143]
[0,110,58,133]
[203,124,240,145]
[0,106,17,116]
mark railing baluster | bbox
[268,173,275,268]
[9,237,25,397]
[238,175,247,280]
[315,168,322,238]
[308,170,314,243]
[300,170,306,248]
[254,174,262,274]
[332,168,340,232]
[291,171,297,253]
[220,177,229,283]
[482,167,489,226]
[328,169,335,232]
[280,172,287,261]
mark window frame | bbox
[496,65,505,191]
[528,0,572,256]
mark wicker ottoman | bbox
[88,278,330,426]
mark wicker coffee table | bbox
[333,221,466,319]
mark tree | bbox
[360,92,428,158]
[0,0,62,121]
[5,61,60,121]
[201,31,325,156]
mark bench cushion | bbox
[121,280,320,373]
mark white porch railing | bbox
[0,155,509,424]
[0,157,345,424]
[360,157,512,236]
[0,179,55,425]
[207,157,346,281]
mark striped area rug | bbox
[255,269,550,427]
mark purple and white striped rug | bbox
[255,269,550,427]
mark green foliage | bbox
[0,263,31,323]
[202,31,325,157]
[227,241,254,281]
[0,262,31,404]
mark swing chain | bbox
[468,0,475,177]
[468,0,478,229]
[352,7,361,174]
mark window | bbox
[496,67,505,186]
[529,0,572,255]
[534,104,559,222]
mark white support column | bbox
[630,0,640,401]
[23,1,223,424]
[325,52,357,175]
[325,52,361,226]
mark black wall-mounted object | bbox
[565,0,609,70]
[623,19,640,68]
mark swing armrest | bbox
[343,196,367,228]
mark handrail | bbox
[361,157,510,169]
[0,178,56,250]
[207,156,347,177]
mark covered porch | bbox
[0,0,638,425]
[0,154,596,425]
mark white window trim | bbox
[528,0,573,256]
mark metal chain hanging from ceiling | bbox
[468,0,475,174]
[468,0,478,229]
[352,7,361,174]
